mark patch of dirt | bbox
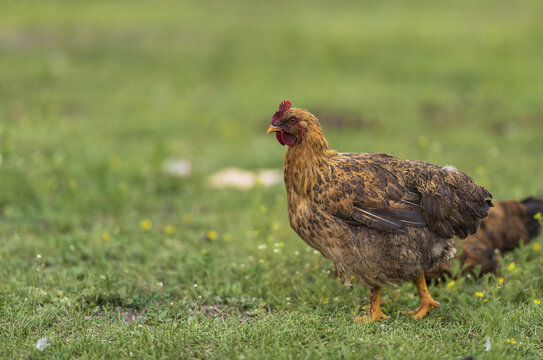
[197,303,257,321]
[439,313,452,323]
[418,101,470,127]
[121,308,145,324]
[85,306,145,324]
[87,303,256,324]
[0,30,57,50]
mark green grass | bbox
[1,0,543,358]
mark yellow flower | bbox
[534,212,542,222]
[207,230,218,241]
[201,248,208,256]
[534,299,541,305]
[333,297,340,302]
[533,243,540,251]
[446,280,456,289]
[350,275,355,282]
[140,219,152,231]
[483,299,488,303]
[279,242,285,248]
[507,262,516,271]
[507,338,516,344]
[56,291,63,297]
[102,232,111,242]
[322,298,329,305]
[164,225,175,235]
[475,292,484,298]
[498,277,504,284]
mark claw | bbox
[410,273,440,320]
[410,300,440,320]
[355,312,390,323]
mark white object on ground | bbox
[163,159,192,177]
[209,167,282,189]
[35,337,50,351]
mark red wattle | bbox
[280,131,297,146]
[276,132,285,145]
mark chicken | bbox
[426,197,542,281]
[267,100,493,321]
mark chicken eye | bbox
[288,117,297,125]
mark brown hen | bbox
[426,197,542,281]
[267,101,493,321]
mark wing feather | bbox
[315,152,491,238]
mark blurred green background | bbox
[1,0,543,358]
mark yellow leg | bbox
[355,287,389,322]
[410,273,440,320]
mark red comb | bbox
[272,100,292,125]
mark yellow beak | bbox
[267,125,281,134]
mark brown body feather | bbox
[279,108,493,288]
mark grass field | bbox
[1,0,543,358]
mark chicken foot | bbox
[409,273,440,320]
[356,287,389,322]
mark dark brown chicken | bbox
[426,197,542,280]
[267,101,493,321]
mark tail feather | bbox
[426,197,542,282]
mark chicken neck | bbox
[283,124,335,198]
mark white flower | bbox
[36,254,42,260]
[257,244,267,250]
[36,288,46,296]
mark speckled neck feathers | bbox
[284,116,335,197]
